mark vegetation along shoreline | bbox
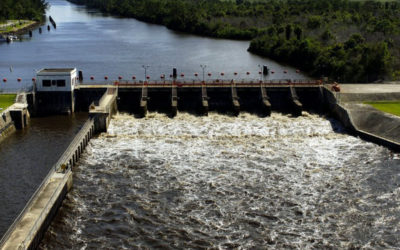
[0,0,47,35]
[67,0,400,83]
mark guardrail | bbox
[78,79,322,87]
[0,118,95,249]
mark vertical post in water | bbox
[78,71,83,83]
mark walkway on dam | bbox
[337,83,400,102]
[1,172,69,250]
[339,84,400,94]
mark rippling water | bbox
[40,113,400,249]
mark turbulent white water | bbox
[40,112,400,249]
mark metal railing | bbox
[0,118,95,249]
[79,78,322,87]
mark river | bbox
[0,0,306,92]
[39,112,399,249]
[0,0,305,239]
[1,0,399,248]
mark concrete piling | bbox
[231,82,240,116]
[201,84,209,116]
[260,85,271,116]
[171,84,178,117]
[140,84,148,117]
[49,16,57,29]
[289,86,303,116]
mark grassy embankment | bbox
[0,94,16,110]
[0,20,37,35]
[365,101,400,117]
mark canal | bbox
[0,0,306,92]
[0,113,88,237]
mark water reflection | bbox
[0,0,308,92]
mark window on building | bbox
[42,80,51,87]
[52,80,57,86]
[57,80,66,87]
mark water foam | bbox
[39,112,399,249]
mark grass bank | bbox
[0,94,16,110]
[0,20,37,35]
[365,101,400,117]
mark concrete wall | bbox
[75,88,107,112]
[324,88,400,152]
[26,174,71,250]
[0,111,16,144]
[0,119,95,250]
[112,86,325,116]
[34,92,75,115]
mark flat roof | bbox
[38,68,76,73]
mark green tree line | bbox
[0,0,48,22]
[68,0,400,82]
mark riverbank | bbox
[0,20,40,36]
[66,0,400,83]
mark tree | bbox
[294,26,302,40]
[285,24,292,40]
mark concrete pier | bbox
[231,83,240,116]
[201,84,209,115]
[171,84,178,117]
[89,88,118,132]
[260,85,271,116]
[140,84,148,117]
[289,86,303,116]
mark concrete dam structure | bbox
[2,68,399,249]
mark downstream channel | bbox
[40,113,399,249]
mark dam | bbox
[0,67,399,249]
[0,0,399,248]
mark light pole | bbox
[200,64,207,83]
[142,65,150,82]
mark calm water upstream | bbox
[0,0,307,92]
[39,113,400,249]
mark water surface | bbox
[0,0,307,92]
[40,113,400,249]
[0,113,88,237]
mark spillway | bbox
[39,112,399,249]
